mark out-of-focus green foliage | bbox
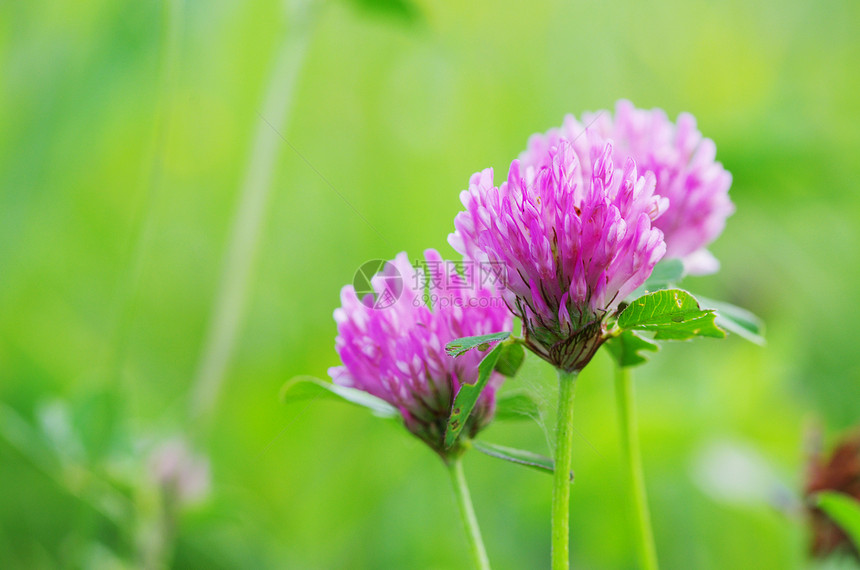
[817,492,860,552]
[605,330,660,368]
[1,0,859,568]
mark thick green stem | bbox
[448,457,491,570]
[614,365,659,570]
[552,369,578,570]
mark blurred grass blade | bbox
[280,376,398,418]
[696,295,766,345]
[189,2,316,427]
[816,491,860,550]
[444,342,504,448]
[473,440,571,479]
[106,0,185,390]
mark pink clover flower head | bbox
[520,100,734,275]
[329,249,512,457]
[451,136,666,372]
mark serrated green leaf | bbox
[280,376,398,418]
[618,289,725,340]
[445,331,511,357]
[494,392,541,421]
[604,330,660,368]
[444,342,505,449]
[629,258,685,299]
[816,491,860,551]
[696,295,766,345]
[472,440,572,480]
[495,342,524,377]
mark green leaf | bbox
[630,258,685,299]
[617,289,725,340]
[280,376,398,418]
[816,491,860,551]
[696,295,766,345]
[445,332,511,357]
[604,330,660,368]
[444,342,505,449]
[472,440,572,480]
[494,392,541,421]
[494,342,525,377]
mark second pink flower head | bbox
[451,135,667,372]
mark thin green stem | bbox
[614,365,659,570]
[448,456,491,570]
[552,369,577,570]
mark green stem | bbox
[552,369,577,570]
[614,365,659,570]
[448,456,491,570]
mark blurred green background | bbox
[2,0,859,568]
